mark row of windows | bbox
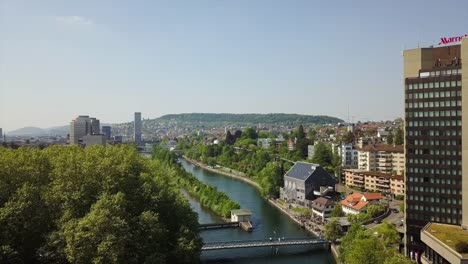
[407,177,460,185]
[407,167,461,175]
[406,80,462,90]
[407,129,460,136]
[407,213,461,225]
[408,204,461,214]
[407,185,462,194]
[407,120,461,127]
[406,90,461,99]
[422,69,462,77]
[406,100,461,108]
[408,139,460,146]
[408,158,461,166]
[407,110,461,118]
[408,149,461,156]
[408,194,460,204]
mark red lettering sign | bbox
[439,34,468,45]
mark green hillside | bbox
[158,113,343,125]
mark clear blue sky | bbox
[1,0,467,132]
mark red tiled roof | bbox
[363,193,382,201]
[341,199,369,211]
[346,193,363,203]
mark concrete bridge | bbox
[201,238,329,251]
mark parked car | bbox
[391,208,399,213]
[374,219,381,224]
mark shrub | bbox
[455,241,468,253]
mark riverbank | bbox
[267,198,323,237]
[182,156,261,190]
[183,157,326,237]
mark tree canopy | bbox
[0,145,202,264]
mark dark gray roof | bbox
[311,197,335,211]
[285,162,321,181]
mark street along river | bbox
[179,159,335,264]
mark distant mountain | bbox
[8,125,69,137]
[157,113,344,125]
[9,113,344,137]
[8,127,47,136]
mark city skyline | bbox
[1,1,468,132]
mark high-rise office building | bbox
[403,38,467,260]
[134,112,142,144]
[0,128,3,143]
[102,126,111,140]
[70,115,101,145]
[90,118,100,135]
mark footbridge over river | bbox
[201,238,329,251]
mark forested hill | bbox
[158,113,343,125]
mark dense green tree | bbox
[387,131,394,145]
[257,162,283,198]
[243,127,258,140]
[297,125,306,139]
[311,142,333,167]
[383,253,416,264]
[0,145,202,264]
[375,221,400,245]
[339,222,412,264]
[308,129,317,143]
[225,131,235,145]
[324,218,342,242]
[330,203,345,217]
[342,131,355,144]
[395,128,404,145]
[367,204,386,218]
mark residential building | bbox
[356,136,381,148]
[101,126,111,140]
[341,192,382,215]
[344,169,405,197]
[357,144,404,175]
[404,40,467,258]
[69,115,101,145]
[275,135,285,151]
[280,162,336,207]
[257,138,272,149]
[311,197,336,222]
[338,143,359,168]
[287,138,296,151]
[377,128,390,142]
[308,145,315,159]
[134,112,142,145]
[82,134,106,147]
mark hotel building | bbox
[404,38,468,262]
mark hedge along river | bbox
[179,159,335,264]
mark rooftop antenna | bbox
[417,32,422,48]
[347,104,350,124]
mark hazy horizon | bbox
[2,0,467,132]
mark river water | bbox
[179,159,335,264]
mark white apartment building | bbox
[357,144,404,175]
[257,138,272,149]
[338,143,358,168]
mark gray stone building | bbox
[280,161,336,207]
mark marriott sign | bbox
[438,34,468,45]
